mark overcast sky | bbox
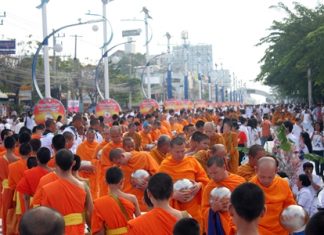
[1,0,321,94]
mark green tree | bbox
[256,2,324,102]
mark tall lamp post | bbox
[102,0,110,99]
[166,32,173,99]
[182,31,189,100]
[142,7,152,98]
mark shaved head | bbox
[210,144,227,158]
[256,157,277,187]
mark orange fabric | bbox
[16,166,50,197]
[170,123,183,134]
[158,156,209,229]
[223,132,239,174]
[32,172,59,207]
[139,131,153,149]
[161,120,172,134]
[31,133,41,140]
[150,147,168,165]
[41,178,86,235]
[237,163,255,181]
[209,133,225,147]
[159,125,172,137]
[123,132,142,151]
[16,166,50,214]
[13,146,20,158]
[48,156,55,168]
[250,175,296,235]
[121,151,158,211]
[180,119,189,127]
[99,142,123,196]
[192,150,209,172]
[202,174,245,234]
[0,155,12,235]
[128,208,178,235]
[76,140,99,199]
[7,158,27,234]
[150,129,161,142]
[0,145,6,153]
[92,195,135,234]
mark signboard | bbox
[33,98,66,124]
[139,99,159,114]
[122,29,141,37]
[164,99,181,111]
[182,100,194,110]
[0,40,16,54]
[96,99,121,123]
[19,85,32,101]
[67,100,80,113]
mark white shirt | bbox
[292,124,303,143]
[95,131,103,143]
[239,125,250,146]
[62,126,82,154]
[24,116,35,131]
[40,132,54,155]
[297,187,317,217]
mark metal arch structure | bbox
[95,41,135,100]
[245,88,274,102]
[32,18,111,99]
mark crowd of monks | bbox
[0,105,314,235]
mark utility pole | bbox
[70,34,83,110]
[142,7,152,99]
[166,32,172,100]
[52,30,65,100]
[0,11,6,25]
[182,31,189,100]
[307,67,312,108]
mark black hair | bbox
[36,147,51,164]
[147,173,173,201]
[106,166,124,184]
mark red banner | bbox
[34,98,66,124]
[139,99,159,114]
[164,99,181,111]
[95,99,121,118]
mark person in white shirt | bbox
[296,174,318,217]
[24,111,35,131]
[292,118,303,143]
[40,119,57,154]
[62,114,83,153]
[311,122,324,175]
[303,162,323,197]
[89,118,103,143]
[239,116,250,147]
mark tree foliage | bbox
[257,2,324,102]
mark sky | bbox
[1,0,321,96]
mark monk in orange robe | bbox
[99,126,123,196]
[237,144,265,181]
[169,117,183,135]
[190,133,210,171]
[76,129,99,199]
[92,166,140,235]
[109,148,158,211]
[222,121,239,173]
[250,157,296,235]
[7,143,32,234]
[128,173,190,235]
[40,149,93,235]
[0,136,19,235]
[202,156,245,234]
[139,122,154,150]
[149,135,171,165]
[204,122,225,147]
[158,136,209,231]
[16,147,52,213]
[123,123,142,151]
[151,121,162,142]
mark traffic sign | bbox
[0,40,16,54]
[122,29,141,37]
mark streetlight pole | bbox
[102,0,110,99]
[38,0,51,98]
[142,7,152,99]
[166,32,172,99]
[197,53,202,100]
[182,31,189,100]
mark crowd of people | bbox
[0,103,324,235]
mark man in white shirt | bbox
[40,119,57,154]
[303,162,323,197]
[62,114,83,153]
[292,118,303,143]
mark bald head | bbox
[210,144,227,158]
[256,157,278,187]
[19,206,64,235]
[110,126,122,144]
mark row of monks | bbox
[0,112,296,235]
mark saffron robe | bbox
[250,175,296,235]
